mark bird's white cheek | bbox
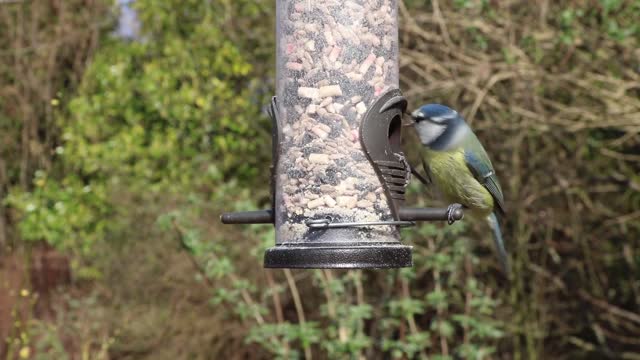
[416,123,446,145]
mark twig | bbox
[428,237,449,357]
[353,270,365,307]
[463,255,472,346]
[578,290,640,325]
[319,270,337,318]
[400,277,428,359]
[265,270,285,323]
[466,71,516,125]
[431,0,453,48]
[324,269,348,343]
[265,270,289,357]
[352,270,367,360]
[401,278,419,335]
[284,269,312,360]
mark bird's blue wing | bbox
[463,144,505,215]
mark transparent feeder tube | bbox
[275,0,401,243]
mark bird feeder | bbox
[221,0,462,268]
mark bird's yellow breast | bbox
[425,149,494,217]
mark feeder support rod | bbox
[220,206,463,225]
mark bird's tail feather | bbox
[487,212,510,276]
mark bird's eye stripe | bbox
[429,111,457,122]
[431,115,451,122]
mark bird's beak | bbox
[402,112,415,127]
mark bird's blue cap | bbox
[411,104,457,123]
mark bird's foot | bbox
[446,203,464,225]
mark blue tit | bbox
[410,104,509,275]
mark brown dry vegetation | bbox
[399,0,640,357]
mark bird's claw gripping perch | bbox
[446,203,464,225]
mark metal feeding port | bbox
[220,0,463,269]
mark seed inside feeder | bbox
[275,0,400,241]
[318,85,342,98]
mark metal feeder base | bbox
[264,242,412,269]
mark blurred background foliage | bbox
[1,0,639,359]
